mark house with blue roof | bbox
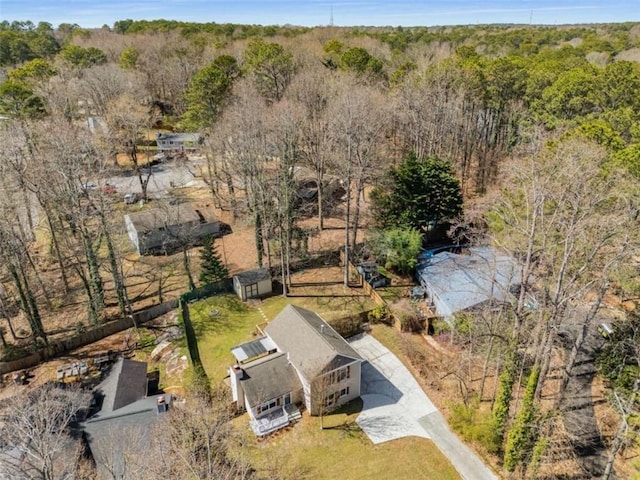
[416,246,521,322]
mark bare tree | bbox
[0,383,91,480]
[104,93,159,200]
[329,81,385,284]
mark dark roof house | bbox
[124,203,221,255]
[83,358,172,479]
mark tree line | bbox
[0,18,639,478]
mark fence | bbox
[0,299,179,376]
[0,277,233,376]
[339,249,386,307]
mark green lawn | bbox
[238,400,460,480]
[188,292,375,381]
[189,293,460,480]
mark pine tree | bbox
[198,236,228,286]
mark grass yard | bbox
[238,400,460,480]
[189,290,376,381]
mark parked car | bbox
[102,183,117,194]
[124,192,141,204]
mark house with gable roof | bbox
[83,357,173,479]
[229,304,362,436]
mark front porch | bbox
[250,404,301,437]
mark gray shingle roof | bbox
[233,267,271,285]
[96,357,148,414]
[264,305,362,379]
[240,352,302,407]
[416,246,520,317]
[125,204,217,235]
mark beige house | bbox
[232,268,272,301]
[124,203,220,255]
[229,304,362,436]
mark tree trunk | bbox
[183,247,196,291]
[43,205,69,294]
[350,179,365,254]
[81,227,105,313]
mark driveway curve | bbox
[349,334,497,480]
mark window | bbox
[257,397,281,415]
[284,393,291,405]
[339,387,350,398]
[323,393,335,408]
[338,366,350,382]
[328,365,351,385]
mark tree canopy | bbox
[371,152,463,232]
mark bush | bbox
[329,314,364,338]
[368,305,391,324]
[449,399,502,454]
[389,299,424,332]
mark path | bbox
[349,334,497,480]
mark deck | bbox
[250,404,301,436]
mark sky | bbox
[1,0,639,29]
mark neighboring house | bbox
[156,132,202,152]
[233,268,272,301]
[416,246,521,321]
[124,203,221,255]
[229,304,362,436]
[83,357,172,479]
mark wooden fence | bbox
[0,299,179,376]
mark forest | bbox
[0,18,639,479]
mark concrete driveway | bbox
[349,334,497,480]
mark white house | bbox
[229,304,362,436]
[155,132,202,152]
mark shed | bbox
[233,268,272,301]
[124,203,220,255]
[416,246,521,322]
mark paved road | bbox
[349,334,497,480]
[105,157,207,196]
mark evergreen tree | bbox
[198,236,228,286]
[370,152,463,232]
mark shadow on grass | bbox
[187,294,259,338]
[323,398,365,438]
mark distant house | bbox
[156,132,202,152]
[83,357,172,479]
[229,304,362,436]
[416,246,521,321]
[124,203,221,255]
[233,268,272,301]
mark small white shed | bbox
[233,268,272,301]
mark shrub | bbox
[368,305,391,324]
[449,399,502,454]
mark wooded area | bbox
[0,18,639,479]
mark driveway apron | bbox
[349,334,497,480]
